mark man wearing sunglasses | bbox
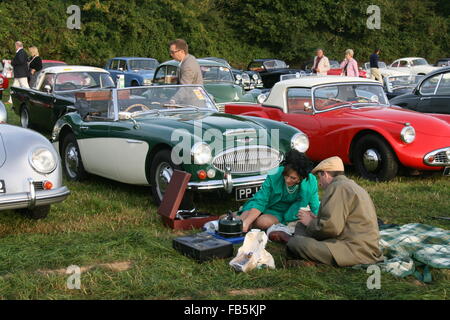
[169,39,203,85]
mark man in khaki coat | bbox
[277,156,383,266]
[312,49,330,76]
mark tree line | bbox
[0,0,448,69]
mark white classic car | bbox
[0,102,70,219]
[363,61,410,79]
[386,57,440,76]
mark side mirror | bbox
[235,74,242,81]
[44,85,52,93]
[66,105,77,112]
[118,67,123,71]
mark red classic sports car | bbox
[0,74,8,99]
[327,60,367,78]
[225,76,450,181]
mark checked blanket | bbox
[355,223,450,282]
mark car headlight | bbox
[191,142,212,165]
[252,74,258,80]
[29,147,57,174]
[257,94,267,104]
[400,125,415,144]
[291,133,309,153]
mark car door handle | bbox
[80,126,89,131]
[420,97,431,100]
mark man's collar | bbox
[16,47,23,53]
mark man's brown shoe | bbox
[268,231,291,243]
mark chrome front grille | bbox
[424,147,450,166]
[434,151,449,164]
[212,146,282,174]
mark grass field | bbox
[1,90,449,300]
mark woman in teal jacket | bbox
[239,150,320,232]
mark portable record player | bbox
[173,232,234,262]
[157,170,218,230]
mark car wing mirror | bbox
[44,85,52,93]
[66,105,77,112]
[304,102,313,112]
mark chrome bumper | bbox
[187,174,267,191]
[0,179,70,211]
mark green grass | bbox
[0,96,449,300]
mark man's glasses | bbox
[169,49,181,54]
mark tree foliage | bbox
[0,0,448,68]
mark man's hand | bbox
[298,209,316,226]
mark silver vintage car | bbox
[0,102,70,219]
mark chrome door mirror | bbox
[44,85,52,93]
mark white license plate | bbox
[444,167,450,176]
[0,180,5,193]
[235,185,261,201]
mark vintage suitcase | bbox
[173,232,234,262]
[157,170,218,230]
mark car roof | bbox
[160,59,229,68]
[393,57,427,61]
[40,65,109,73]
[264,76,381,107]
[41,60,66,64]
[424,66,450,76]
[110,57,158,60]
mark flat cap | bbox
[312,156,344,173]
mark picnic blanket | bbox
[354,223,450,282]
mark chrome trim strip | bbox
[187,174,267,190]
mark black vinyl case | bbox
[172,232,234,262]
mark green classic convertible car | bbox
[51,85,309,204]
[153,59,264,105]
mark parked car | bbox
[390,66,450,116]
[42,60,67,69]
[153,59,262,105]
[246,59,305,89]
[434,58,450,67]
[50,85,309,204]
[0,101,70,219]
[327,60,367,78]
[10,65,115,132]
[387,57,439,75]
[0,74,8,100]
[225,76,450,181]
[384,74,424,99]
[105,57,159,87]
[200,57,262,90]
[363,61,409,80]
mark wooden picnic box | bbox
[157,170,218,230]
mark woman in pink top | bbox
[340,49,359,77]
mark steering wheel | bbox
[60,82,78,90]
[124,103,151,113]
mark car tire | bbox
[131,81,139,87]
[353,134,398,181]
[18,205,50,219]
[20,105,30,128]
[61,132,87,181]
[150,149,193,206]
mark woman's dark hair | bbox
[281,150,313,180]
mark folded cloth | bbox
[353,223,450,282]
